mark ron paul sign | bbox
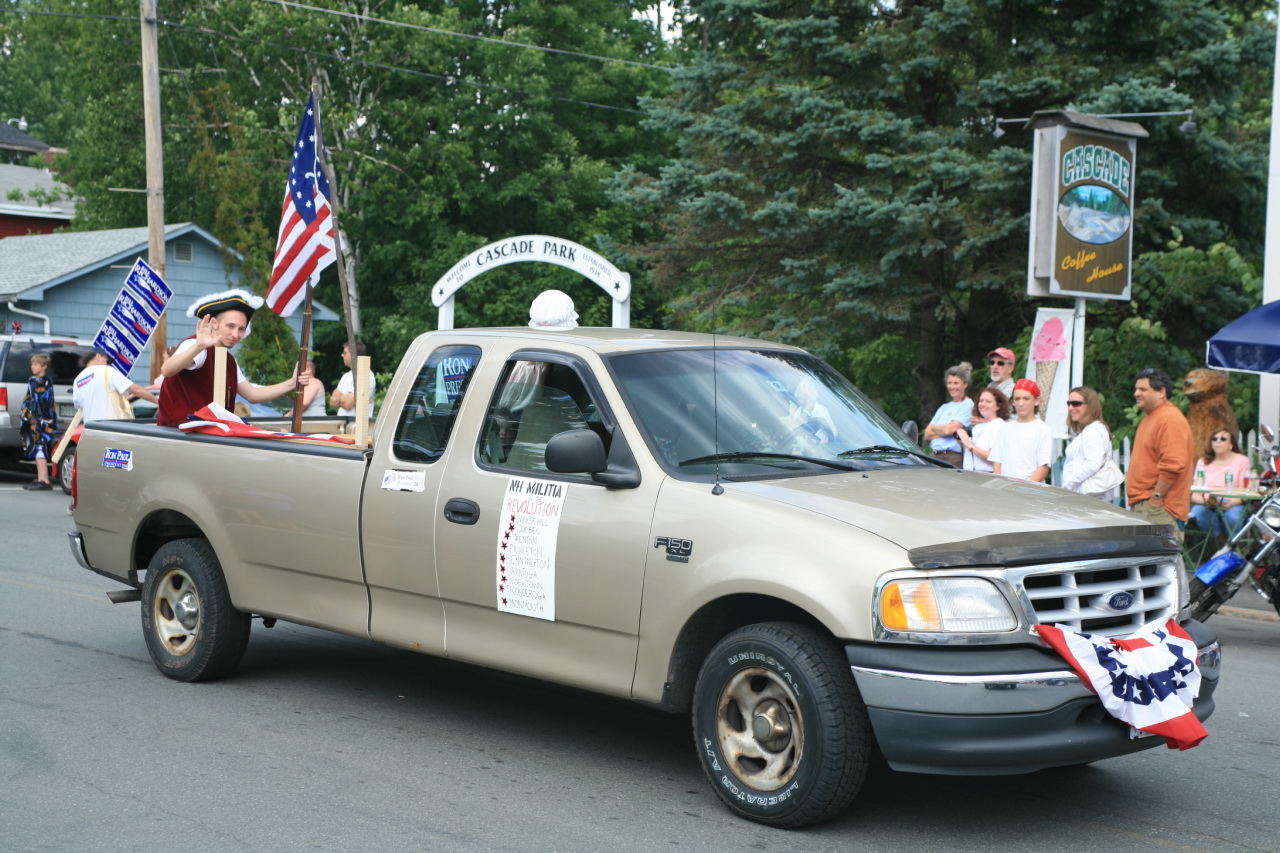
[1027,111,1146,301]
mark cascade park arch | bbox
[431,235,631,329]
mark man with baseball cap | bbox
[156,289,310,427]
[987,347,1016,399]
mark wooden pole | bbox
[311,81,364,446]
[212,346,227,409]
[140,0,167,383]
[354,355,371,449]
[290,286,313,433]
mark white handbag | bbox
[1083,456,1125,496]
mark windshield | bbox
[608,347,926,479]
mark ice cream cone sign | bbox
[1031,317,1068,421]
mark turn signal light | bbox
[879,577,1018,633]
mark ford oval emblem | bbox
[1105,591,1135,612]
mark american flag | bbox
[266,94,335,317]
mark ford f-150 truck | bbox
[69,327,1220,828]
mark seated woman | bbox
[1189,429,1251,537]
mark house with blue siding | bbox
[0,222,339,379]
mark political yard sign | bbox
[93,259,172,374]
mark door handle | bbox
[443,498,480,525]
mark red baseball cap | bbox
[988,347,1016,363]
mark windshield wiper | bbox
[679,451,857,472]
[838,445,949,466]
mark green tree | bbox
[612,0,1273,424]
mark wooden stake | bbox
[355,355,371,449]
[212,346,227,409]
[52,409,83,465]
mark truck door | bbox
[362,343,482,654]
[435,352,658,697]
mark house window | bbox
[174,242,194,262]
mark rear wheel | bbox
[692,622,870,828]
[141,538,250,682]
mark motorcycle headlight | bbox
[1259,503,1280,529]
[879,577,1018,633]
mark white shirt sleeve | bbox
[1035,421,1053,467]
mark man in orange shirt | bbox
[1126,367,1194,542]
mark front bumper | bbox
[847,620,1221,775]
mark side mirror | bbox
[545,429,607,475]
[1262,423,1275,444]
[900,420,919,445]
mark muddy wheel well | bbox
[658,594,826,715]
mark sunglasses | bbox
[1211,435,1231,441]
[989,359,1010,366]
[1066,400,1085,407]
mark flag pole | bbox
[311,82,362,444]
[290,285,313,433]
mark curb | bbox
[1218,604,1280,623]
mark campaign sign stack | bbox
[92,259,172,374]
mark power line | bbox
[260,0,675,72]
[161,21,646,115]
[0,7,649,115]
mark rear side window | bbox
[390,345,481,464]
[1,342,95,384]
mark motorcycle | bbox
[1188,423,1280,622]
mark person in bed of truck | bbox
[156,289,310,428]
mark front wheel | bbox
[58,445,75,495]
[1187,577,1227,623]
[141,538,250,682]
[692,622,870,828]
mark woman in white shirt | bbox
[1061,386,1114,498]
[956,387,1008,472]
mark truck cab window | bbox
[480,359,603,473]
[390,345,481,464]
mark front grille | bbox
[1015,558,1179,637]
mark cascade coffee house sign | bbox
[1027,111,1146,301]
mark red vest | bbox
[156,337,239,427]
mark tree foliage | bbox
[611,0,1274,424]
[1,0,674,384]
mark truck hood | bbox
[730,467,1178,567]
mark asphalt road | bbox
[2,469,1279,852]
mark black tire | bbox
[692,621,870,828]
[58,445,75,495]
[141,538,250,682]
[1187,577,1223,623]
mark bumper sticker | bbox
[103,448,133,471]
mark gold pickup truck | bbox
[69,327,1220,828]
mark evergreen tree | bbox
[612,0,1273,424]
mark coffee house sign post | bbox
[1025,109,1149,394]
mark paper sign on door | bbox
[496,477,567,621]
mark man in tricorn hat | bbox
[156,289,310,427]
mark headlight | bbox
[1259,503,1280,529]
[878,577,1018,632]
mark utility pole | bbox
[140,0,167,382]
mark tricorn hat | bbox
[187,288,264,321]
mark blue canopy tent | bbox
[1206,300,1280,374]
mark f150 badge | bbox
[654,536,693,563]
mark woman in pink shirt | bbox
[1188,429,1251,536]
